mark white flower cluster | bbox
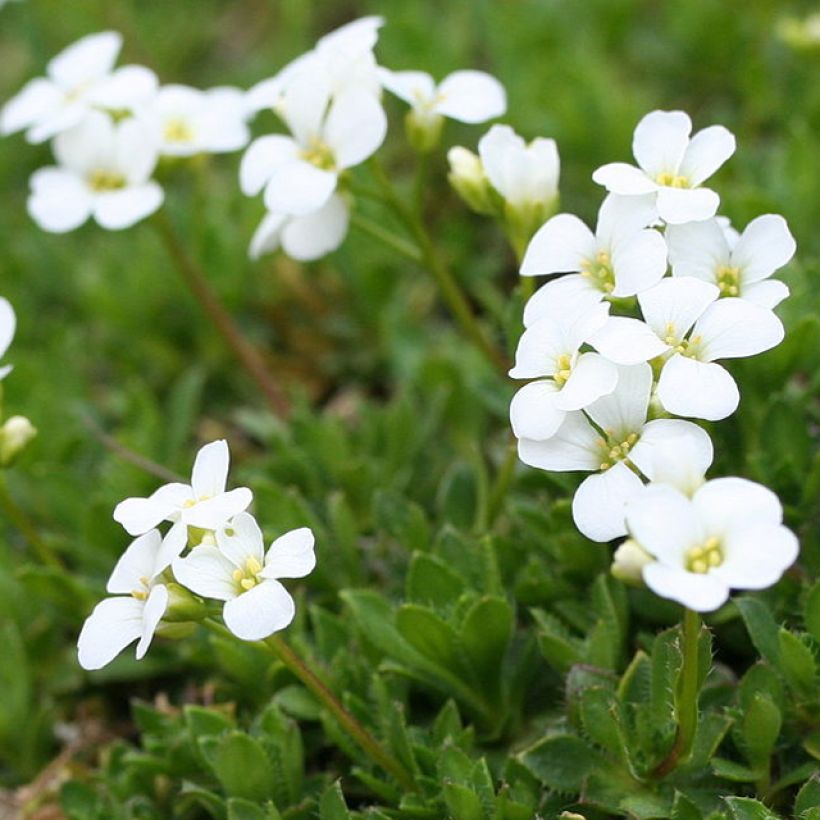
[511,110,799,612]
[77,440,315,670]
[2,31,251,232]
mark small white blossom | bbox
[592,110,736,225]
[447,146,494,215]
[113,439,252,567]
[1,31,157,144]
[77,530,170,670]
[667,214,796,309]
[0,415,37,466]
[626,478,799,611]
[249,195,349,262]
[27,110,163,233]
[0,297,16,380]
[173,512,315,641]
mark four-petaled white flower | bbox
[0,297,16,380]
[173,512,315,641]
[249,195,349,261]
[521,193,665,324]
[517,363,713,542]
[667,214,796,309]
[592,110,736,225]
[379,68,506,126]
[626,478,799,611]
[1,30,157,144]
[138,84,250,157]
[240,71,386,216]
[77,530,170,670]
[590,276,785,420]
[27,110,163,233]
[113,439,252,567]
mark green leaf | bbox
[442,781,485,820]
[723,796,782,819]
[579,686,627,760]
[185,704,234,740]
[396,604,463,671]
[228,798,282,820]
[586,574,628,670]
[204,731,276,802]
[741,693,781,771]
[712,758,759,782]
[532,608,582,674]
[406,551,466,607]
[805,581,820,643]
[373,489,430,552]
[778,629,817,697]
[319,780,352,819]
[795,775,820,817]
[735,598,781,665]
[672,791,704,820]
[459,596,513,691]
[519,735,602,791]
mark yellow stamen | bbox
[240,578,256,591]
[87,168,126,192]
[655,171,690,188]
[163,117,195,144]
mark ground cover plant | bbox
[1,2,819,818]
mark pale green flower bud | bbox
[162,582,207,623]
[0,415,37,466]
[777,13,820,50]
[447,146,496,216]
[611,539,652,585]
[405,108,444,153]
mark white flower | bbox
[0,296,16,380]
[77,530,170,670]
[516,363,713,542]
[249,195,349,261]
[667,214,796,309]
[1,31,157,144]
[113,439,252,567]
[240,71,386,216]
[0,415,37,466]
[173,512,315,641]
[626,478,799,611]
[380,68,506,126]
[447,146,494,215]
[510,303,617,441]
[521,194,665,324]
[590,277,785,420]
[27,110,163,233]
[138,85,250,157]
[611,539,653,584]
[477,124,559,211]
[592,110,736,225]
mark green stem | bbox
[0,474,62,569]
[654,608,701,778]
[152,212,290,419]
[350,213,422,263]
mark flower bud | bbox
[0,415,37,466]
[162,582,207,623]
[405,108,444,153]
[447,146,496,216]
[611,539,652,585]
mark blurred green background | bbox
[0,0,818,797]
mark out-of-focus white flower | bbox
[138,85,250,157]
[0,415,37,466]
[249,195,349,262]
[516,363,713,542]
[173,512,315,641]
[240,71,386,216]
[667,214,795,309]
[77,530,170,670]
[447,146,495,215]
[590,276,784,420]
[611,539,653,584]
[1,31,157,144]
[522,194,665,323]
[27,111,163,232]
[626,478,799,611]
[113,439,252,567]
[593,110,735,225]
[0,297,15,380]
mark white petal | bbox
[113,482,192,535]
[678,125,736,186]
[555,352,618,411]
[48,31,122,89]
[655,186,719,225]
[77,596,144,670]
[239,135,300,196]
[625,484,700,563]
[595,193,659,248]
[509,317,566,379]
[185,488,254,531]
[27,170,92,233]
[216,511,265,568]
[585,362,652,437]
[592,162,658,195]
[434,70,506,123]
[191,439,230,498]
[318,15,384,54]
[264,160,337,216]
[589,316,669,365]
[509,380,565,441]
[156,519,189,568]
[632,110,692,177]
[0,298,15,361]
[522,275,602,328]
[742,280,789,310]
[90,65,159,109]
[714,524,798,590]
[93,183,164,230]
[638,277,719,343]
[642,562,728,612]
[26,102,87,144]
[172,545,237,601]
[478,124,523,200]
[223,579,295,641]
[106,530,165,593]
[115,117,159,184]
[249,212,286,260]
[629,418,713,484]
[378,69,435,106]
[135,584,168,659]
[280,70,331,145]
[324,87,386,169]
[517,412,601,472]
[610,228,668,297]
[245,75,286,114]
[692,477,782,536]
[666,219,729,282]
[53,110,116,174]
[693,299,784,361]
[656,355,739,421]
[572,462,645,542]
[281,193,349,260]
[520,214,597,277]
[0,79,62,136]
[731,214,796,285]
[261,527,316,579]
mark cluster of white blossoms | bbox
[2,31,251,232]
[77,440,315,670]
[511,110,799,612]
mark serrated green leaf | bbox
[206,731,276,802]
[778,629,817,697]
[459,595,513,695]
[579,686,627,760]
[406,551,466,607]
[519,734,602,791]
[185,704,234,740]
[742,693,781,771]
[319,780,352,819]
[396,603,462,670]
[795,775,820,817]
[443,781,485,819]
[712,758,759,782]
[532,608,583,674]
[736,598,781,666]
[672,791,703,820]
[723,796,781,819]
[228,797,279,820]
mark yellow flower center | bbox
[655,171,691,188]
[553,353,573,387]
[685,536,723,573]
[716,265,741,297]
[131,575,151,601]
[87,169,126,191]
[300,137,336,171]
[232,556,264,592]
[580,250,616,294]
[596,431,639,471]
[163,117,195,144]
